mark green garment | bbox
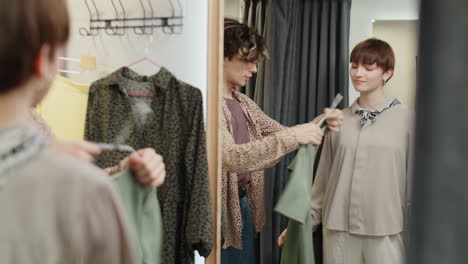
[85,67,213,263]
[275,145,316,264]
[113,169,163,264]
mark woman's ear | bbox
[383,69,394,84]
[33,44,60,79]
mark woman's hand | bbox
[51,141,166,188]
[323,108,344,132]
[278,228,288,248]
[127,148,166,188]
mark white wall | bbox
[373,20,418,108]
[224,0,243,21]
[349,0,419,103]
[65,0,208,114]
[65,1,208,263]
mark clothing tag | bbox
[80,55,97,70]
[318,93,343,128]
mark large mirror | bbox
[220,0,418,264]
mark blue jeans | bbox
[221,196,255,264]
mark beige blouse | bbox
[311,97,414,236]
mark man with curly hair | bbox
[221,18,344,263]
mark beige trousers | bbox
[323,229,405,264]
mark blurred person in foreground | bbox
[0,0,153,262]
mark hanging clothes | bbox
[84,67,213,264]
[37,75,90,140]
[275,144,317,264]
[112,168,163,264]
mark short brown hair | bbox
[224,18,269,63]
[0,0,70,94]
[350,38,395,73]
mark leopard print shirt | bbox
[221,91,304,250]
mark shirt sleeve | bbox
[183,88,213,257]
[222,94,324,174]
[239,93,323,137]
[240,94,285,136]
[221,112,300,174]
[311,131,333,231]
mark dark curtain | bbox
[408,0,468,263]
[241,0,268,104]
[241,0,351,263]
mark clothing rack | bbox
[59,57,80,74]
[79,0,184,36]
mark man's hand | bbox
[128,148,166,188]
[292,122,324,146]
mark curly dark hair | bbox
[224,18,269,63]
